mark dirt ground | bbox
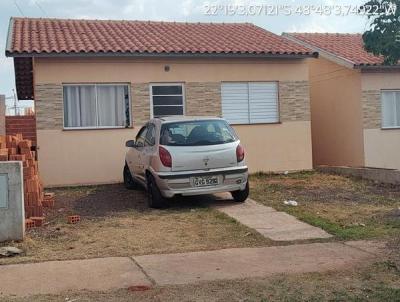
[1,172,400,301]
[0,184,270,265]
[2,172,400,266]
[4,261,400,302]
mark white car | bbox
[124,116,249,208]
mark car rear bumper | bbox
[152,166,248,198]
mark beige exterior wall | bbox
[361,72,400,170]
[234,121,312,173]
[38,121,312,187]
[34,57,312,186]
[362,72,400,90]
[308,57,365,167]
[34,57,309,83]
[364,128,400,170]
[37,129,138,186]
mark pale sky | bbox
[0,0,371,107]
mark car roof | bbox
[153,116,224,123]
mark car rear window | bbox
[160,120,238,146]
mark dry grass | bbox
[2,173,400,301]
[0,184,270,265]
[250,171,400,240]
[4,261,400,302]
[2,172,399,266]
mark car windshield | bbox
[160,120,238,146]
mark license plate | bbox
[191,176,219,187]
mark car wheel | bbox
[123,163,137,190]
[231,181,249,203]
[147,175,167,209]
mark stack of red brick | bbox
[0,134,54,228]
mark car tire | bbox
[123,163,137,190]
[231,181,249,203]
[147,175,167,209]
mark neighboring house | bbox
[6,17,316,187]
[284,33,400,170]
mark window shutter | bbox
[221,83,250,124]
[249,82,279,124]
[221,82,279,124]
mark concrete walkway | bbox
[135,242,375,285]
[0,257,151,297]
[0,241,380,297]
[213,197,332,241]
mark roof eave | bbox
[355,64,400,72]
[5,17,14,55]
[5,51,317,59]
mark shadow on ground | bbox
[51,184,238,218]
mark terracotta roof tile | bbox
[286,33,383,66]
[6,17,314,57]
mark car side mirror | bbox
[125,140,136,148]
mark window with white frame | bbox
[381,90,400,128]
[63,84,131,128]
[151,84,184,117]
[221,82,279,124]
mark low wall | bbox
[317,165,400,185]
[6,115,37,146]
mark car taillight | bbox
[236,144,245,162]
[159,146,172,167]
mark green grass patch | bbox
[290,210,394,240]
[250,171,400,241]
